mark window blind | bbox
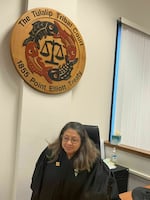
[110,19,150,151]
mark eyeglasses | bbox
[62,136,80,144]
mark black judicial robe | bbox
[31,147,121,200]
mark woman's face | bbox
[62,128,81,159]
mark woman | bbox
[31,122,120,200]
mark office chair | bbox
[83,124,101,151]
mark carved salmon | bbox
[25,41,52,83]
[54,21,76,60]
[23,21,58,49]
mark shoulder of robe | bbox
[94,157,111,176]
[95,157,109,169]
[31,147,49,193]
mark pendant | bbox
[74,169,79,176]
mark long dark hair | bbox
[48,122,100,171]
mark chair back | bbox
[83,125,101,150]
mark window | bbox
[109,18,150,151]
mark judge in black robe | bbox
[30,122,120,200]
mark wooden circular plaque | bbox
[10,8,86,94]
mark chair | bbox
[83,124,101,150]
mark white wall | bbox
[0,0,150,200]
